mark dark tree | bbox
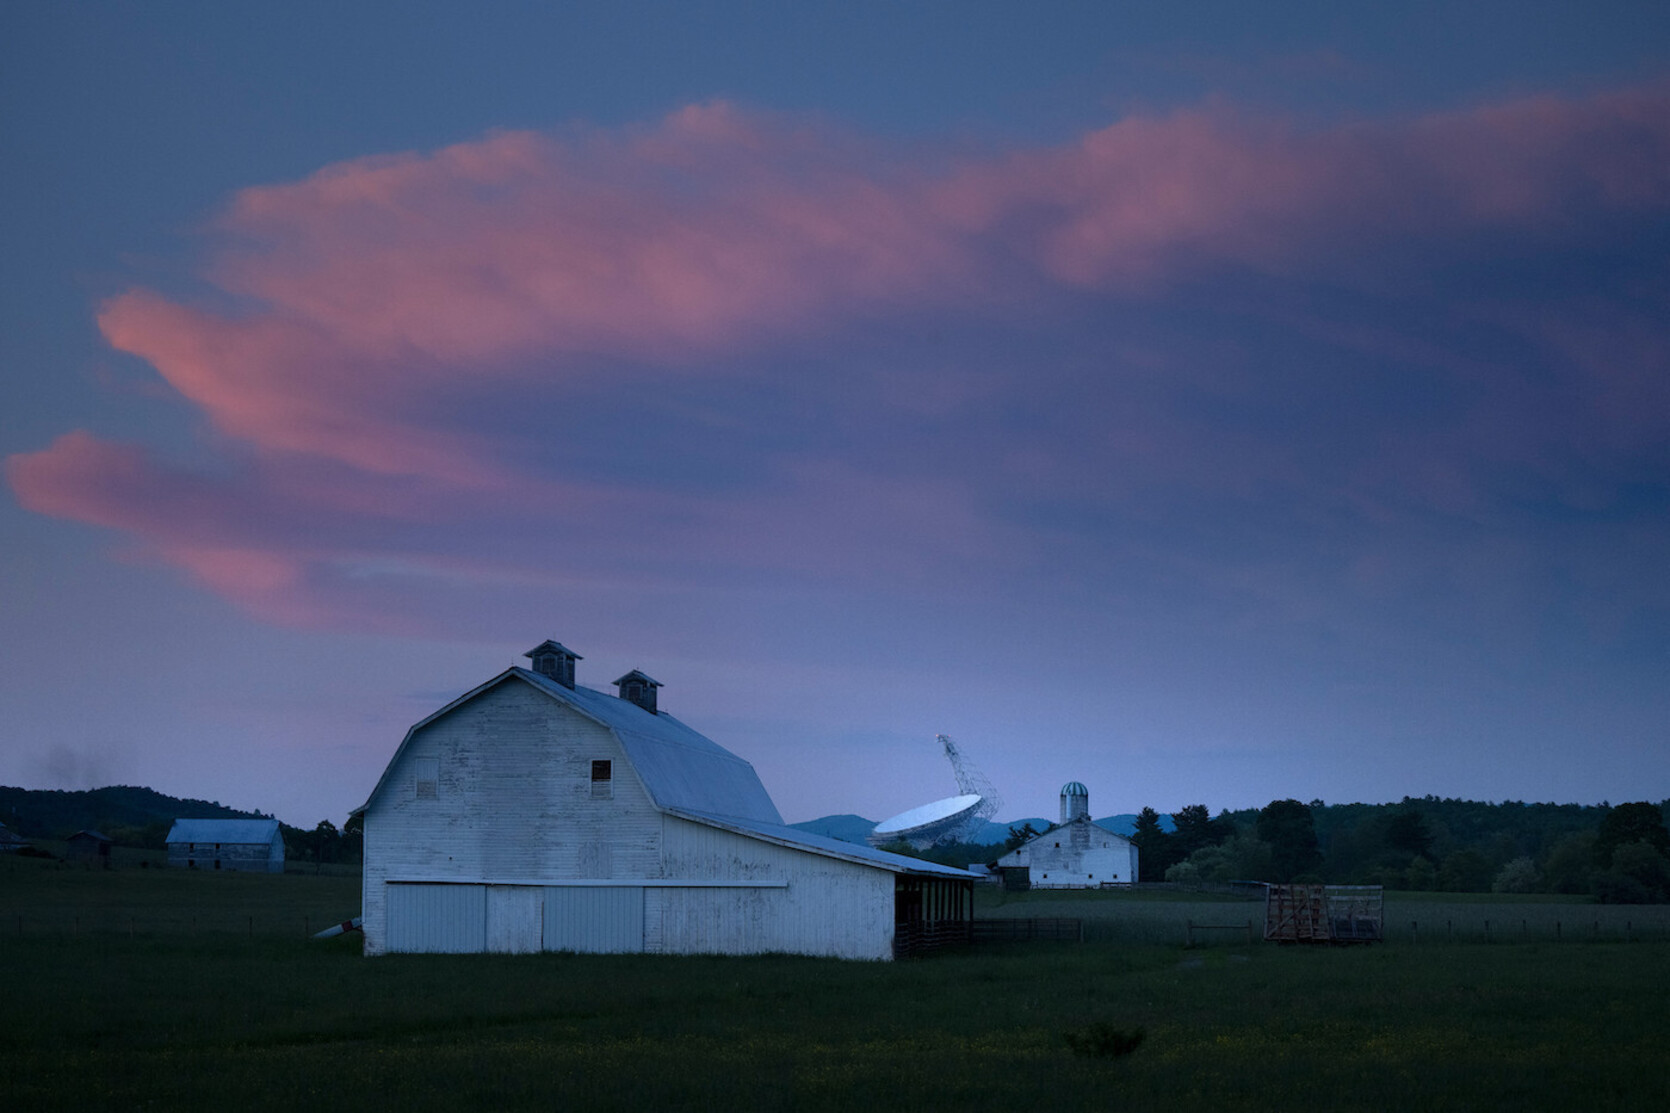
[1004,823,1040,852]
[311,819,339,873]
[1172,804,1230,858]
[1595,802,1670,867]
[1385,808,1433,860]
[1131,807,1177,882]
[1256,799,1322,881]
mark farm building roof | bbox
[165,818,281,845]
[361,666,975,881]
[666,808,975,880]
[516,667,783,825]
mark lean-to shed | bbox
[65,829,112,865]
[166,818,285,872]
[357,639,974,959]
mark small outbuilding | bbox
[0,822,29,853]
[166,818,285,873]
[65,829,113,865]
[358,638,976,959]
[995,783,1139,889]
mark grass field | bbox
[4,855,1668,1111]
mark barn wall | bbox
[167,840,283,873]
[655,816,895,960]
[363,680,662,954]
[999,823,1138,888]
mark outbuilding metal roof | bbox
[165,818,281,845]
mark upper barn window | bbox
[414,757,438,799]
[591,759,613,799]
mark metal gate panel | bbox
[486,886,544,953]
[544,886,644,953]
[386,883,486,953]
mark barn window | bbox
[414,757,439,800]
[591,759,613,799]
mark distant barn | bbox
[65,829,113,865]
[165,818,285,873]
[995,783,1139,889]
[357,638,975,959]
[0,822,28,853]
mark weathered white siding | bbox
[166,839,283,873]
[363,668,958,960]
[998,820,1139,888]
[364,681,661,954]
[654,816,895,960]
[486,885,544,953]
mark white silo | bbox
[1060,781,1090,825]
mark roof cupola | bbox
[524,640,581,689]
[613,670,662,714]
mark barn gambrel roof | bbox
[165,818,282,845]
[360,666,971,881]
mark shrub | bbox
[1063,1022,1145,1059]
[1492,856,1540,894]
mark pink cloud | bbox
[9,84,1670,629]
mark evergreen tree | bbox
[1130,807,1176,882]
[1256,799,1322,881]
[1172,804,1230,858]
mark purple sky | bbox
[3,3,1667,828]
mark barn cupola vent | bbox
[524,640,582,689]
[1060,781,1090,825]
[613,670,662,714]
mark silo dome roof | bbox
[1060,781,1089,797]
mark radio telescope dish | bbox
[868,794,983,849]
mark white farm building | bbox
[357,640,974,959]
[166,818,285,873]
[996,783,1138,889]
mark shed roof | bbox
[667,808,974,880]
[166,818,281,845]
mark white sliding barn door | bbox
[544,886,644,953]
[386,883,487,953]
[486,886,544,953]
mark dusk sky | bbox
[4,3,1667,830]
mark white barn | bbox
[997,783,1138,889]
[166,818,285,872]
[357,640,974,959]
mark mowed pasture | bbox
[4,857,1669,1111]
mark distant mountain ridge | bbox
[790,812,1175,846]
[0,785,268,840]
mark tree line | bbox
[0,784,363,867]
[1127,797,1670,903]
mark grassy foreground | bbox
[3,859,1668,1111]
